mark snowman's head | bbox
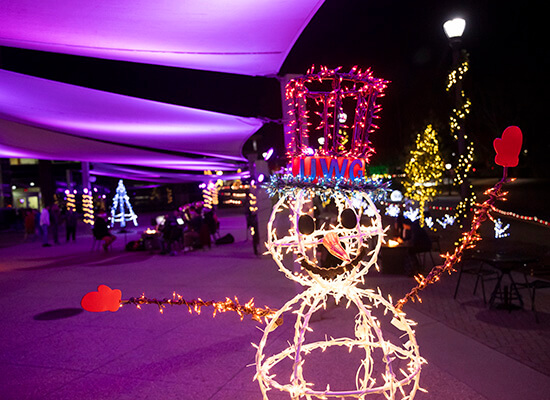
[266,186,383,287]
[266,66,387,287]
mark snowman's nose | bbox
[322,232,351,263]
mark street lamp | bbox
[443,17,468,201]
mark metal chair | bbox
[517,265,550,323]
[454,259,499,303]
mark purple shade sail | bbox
[0,0,325,76]
[0,118,243,171]
[0,69,262,162]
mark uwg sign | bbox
[291,156,366,181]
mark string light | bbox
[201,180,222,209]
[122,293,278,323]
[255,286,425,399]
[65,189,76,212]
[82,189,94,225]
[489,205,550,227]
[285,65,388,159]
[447,54,476,224]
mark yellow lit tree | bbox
[403,124,445,225]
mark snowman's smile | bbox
[298,245,367,279]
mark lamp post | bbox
[443,17,468,201]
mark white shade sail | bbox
[0,70,263,170]
[0,0,324,76]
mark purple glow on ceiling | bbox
[0,70,262,161]
[0,0,324,76]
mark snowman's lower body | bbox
[255,286,424,399]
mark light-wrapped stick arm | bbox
[81,285,280,325]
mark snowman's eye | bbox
[298,215,315,235]
[341,208,357,229]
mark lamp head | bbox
[443,18,466,39]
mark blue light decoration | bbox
[494,218,510,239]
[404,208,421,222]
[436,214,455,229]
[110,179,138,228]
[424,216,434,229]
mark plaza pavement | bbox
[1,210,549,400]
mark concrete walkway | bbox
[1,212,549,400]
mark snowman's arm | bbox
[395,172,509,311]
[81,285,278,324]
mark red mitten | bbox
[81,285,122,312]
[493,126,523,167]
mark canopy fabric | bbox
[0,70,263,163]
[0,0,324,76]
[0,119,241,172]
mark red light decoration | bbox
[285,65,388,160]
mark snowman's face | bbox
[267,188,383,286]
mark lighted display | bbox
[446,54,475,225]
[82,189,94,225]
[403,124,445,225]
[110,180,138,228]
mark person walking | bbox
[40,205,51,247]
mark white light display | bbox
[110,179,138,228]
[494,218,510,239]
[436,214,455,229]
[385,204,401,217]
[424,216,434,229]
[403,208,420,222]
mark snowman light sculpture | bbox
[255,67,425,400]
[81,66,523,400]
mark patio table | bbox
[472,252,538,311]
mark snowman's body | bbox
[255,188,424,399]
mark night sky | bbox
[0,0,546,177]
